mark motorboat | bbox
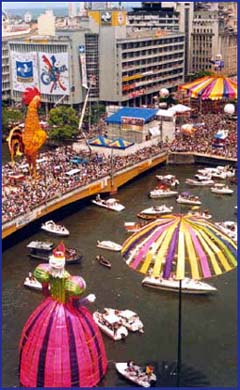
[211,184,234,195]
[93,311,128,341]
[96,255,112,268]
[142,276,217,294]
[124,221,149,233]
[215,221,237,241]
[92,195,125,212]
[149,187,178,199]
[115,362,157,387]
[104,308,144,333]
[176,193,202,205]
[41,220,70,236]
[140,205,173,215]
[211,171,228,180]
[24,274,43,291]
[185,178,214,186]
[137,213,161,221]
[97,240,122,251]
[27,241,82,265]
[187,211,212,220]
[194,173,213,181]
[155,174,179,187]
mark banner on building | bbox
[79,45,88,89]
[38,52,70,95]
[11,51,39,92]
[121,117,145,132]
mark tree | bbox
[48,106,79,140]
[188,70,214,82]
[2,106,24,137]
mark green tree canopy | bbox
[2,106,24,137]
[48,106,79,140]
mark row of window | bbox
[119,38,184,50]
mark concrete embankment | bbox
[168,152,237,166]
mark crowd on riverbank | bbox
[2,143,167,224]
[170,113,237,159]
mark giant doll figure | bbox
[19,242,108,387]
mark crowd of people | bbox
[170,112,237,159]
[2,108,237,225]
[2,144,166,224]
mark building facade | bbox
[6,9,185,109]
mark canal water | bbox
[2,145,237,387]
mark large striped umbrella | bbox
[179,76,237,101]
[121,214,237,386]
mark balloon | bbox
[160,88,169,98]
[224,103,235,115]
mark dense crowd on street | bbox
[169,113,237,159]
[2,109,237,224]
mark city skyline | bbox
[2,1,141,10]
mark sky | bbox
[2,1,141,10]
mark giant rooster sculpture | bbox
[7,87,47,178]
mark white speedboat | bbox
[93,311,128,341]
[185,178,214,186]
[41,220,70,236]
[96,240,122,251]
[140,205,173,215]
[211,171,228,180]
[124,221,149,233]
[215,221,237,241]
[104,308,144,333]
[24,275,42,291]
[149,188,178,199]
[155,174,179,187]
[194,174,213,181]
[92,196,125,212]
[211,184,234,195]
[115,362,157,387]
[197,167,216,176]
[176,194,202,205]
[142,276,217,294]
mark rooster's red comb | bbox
[22,87,40,105]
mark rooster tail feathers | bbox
[7,126,24,157]
[22,87,40,105]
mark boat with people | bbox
[187,210,212,220]
[96,255,112,268]
[149,185,178,199]
[185,178,214,186]
[104,308,144,333]
[140,205,173,215]
[115,362,157,387]
[92,194,125,211]
[155,174,179,187]
[24,273,43,291]
[124,221,149,233]
[27,241,82,264]
[96,240,122,251]
[142,276,217,294]
[176,193,202,205]
[210,183,234,195]
[215,221,237,241]
[198,166,235,179]
[93,311,128,341]
[41,220,70,236]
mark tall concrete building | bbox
[6,9,185,109]
[127,2,193,76]
[2,11,31,101]
[191,6,237,76]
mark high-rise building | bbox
[6,9,184,109]
[127,2,193,76]
[191,7,237,76]
[68,2,77,17]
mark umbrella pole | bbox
[176,279,182,387]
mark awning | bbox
[66,169,80,176]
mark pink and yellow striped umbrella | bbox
[179,76,237,101]
[121,215,237,280]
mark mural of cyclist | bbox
[41,54,68,93]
